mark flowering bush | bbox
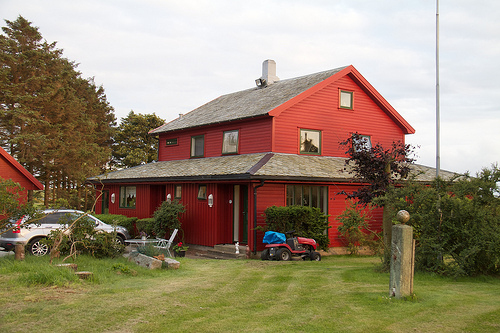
[172,241,188,252]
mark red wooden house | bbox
[89,60,444,252]
[0,146,43,217]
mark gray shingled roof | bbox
[88,153,457,183]
[150,67,347,134]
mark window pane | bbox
[303,185,310,206]
[120,186,136,208]
[294,185,302,206]
[340,90,353,109]
[166,138,178,146]
[286,185,294,206]
[300,129,321,154]
[175,185,182,199]
[198,185,207,199]
[311,186,318,208]
[222,130,239,154]
[354,135,372,151]
[191,136,204,157]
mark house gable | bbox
[268,65,414,134]
[0,147,43,191]
[272,68,411,157]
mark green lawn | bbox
[0,254,499,333]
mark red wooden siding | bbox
[158,117,273,161]
[174,183,235,246]
[273,75,405,157]
[327,184,383,247]
[1,148,43,208]
[96,184,160,219]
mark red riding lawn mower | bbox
[260,230,321,261]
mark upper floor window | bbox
[119,186,136,209]
[222,129,239,154]
[300,129,321,155]
[191,135,204,157]
[353,134,372,151]
[340,90,353,109]
[165,138,178,146]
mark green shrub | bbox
[263,205,330,250]
[45,214,124,259]
[153,200,185,239]
[385,165,500,276]
[94,214,138,237]
[337,200,382,255]
[135,218,155,237]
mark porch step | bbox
[196,244,247,260]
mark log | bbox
[75,271,93,279]
[55,263,78,272]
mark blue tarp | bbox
[263,231,286,244]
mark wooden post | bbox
[389,224,414,298]
[14,243,25,261]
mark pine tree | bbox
[0,16,116,208]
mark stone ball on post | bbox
[396,210,410,224]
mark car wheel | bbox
[115,235,125,244]
[260,249,270,260]
[310,251,321,261]
[29,237,49,256]
[276,248,291,261]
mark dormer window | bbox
[300,129,321,155]
[191,135,204,157]
[340,90,353,109]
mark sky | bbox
[1,0,499,175]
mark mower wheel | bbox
[310,251,321,261]
[276,248,291,261]
[260,249,270,260]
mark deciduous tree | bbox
[340,133,417,263]
[112,111,165,168]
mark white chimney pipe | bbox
[256,59,279,87]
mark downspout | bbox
[253,180,265,254]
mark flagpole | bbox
[436,0,441,178]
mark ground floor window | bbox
[120,186,136,208]
[286,185,328,213]
[198,185,207,199]
[175,185,182,199]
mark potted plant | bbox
[172,242,188,257]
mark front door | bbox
[233,185,248,244]
[101,190,109,214]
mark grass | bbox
[0,254,499,333]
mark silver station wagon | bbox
[0,209,130,256]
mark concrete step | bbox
[194,244,247,260]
